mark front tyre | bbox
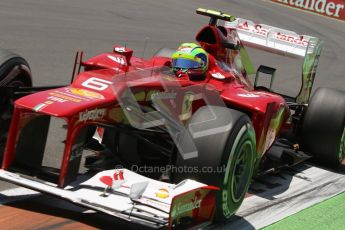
[174,106,256,221]
[221,120,255,219]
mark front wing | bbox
[0,168,216,229]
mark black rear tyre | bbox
[0,48,32,162]
[0,49,32,86]
[174,106,256,221]
[301,87,345,169]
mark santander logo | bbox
[273,0,345,20]
[99,170,126,189]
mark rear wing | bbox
[225,18,324,103]
[225,18,315,58]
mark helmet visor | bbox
[172,58,202,70]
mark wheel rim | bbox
[230,140,253,202]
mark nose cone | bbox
[15,86,114,117]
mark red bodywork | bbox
[2,24,289,188]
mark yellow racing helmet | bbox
[171,43,208,74]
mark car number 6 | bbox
[82,77,113,91]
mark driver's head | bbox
[171,43,208,76]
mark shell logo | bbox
[155,188,170,199]
[70,88,104,99]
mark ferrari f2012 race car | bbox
[0,8,344,229]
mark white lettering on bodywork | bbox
[107,55,125,65]
[277,0,345,18]
[238,93,259,98]
[79,108,106,121]
[171,199,202,217]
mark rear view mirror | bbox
[254,65,276,91]
[222,41,241,50]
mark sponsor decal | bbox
[238,21,269,36]
[275,32,308,47]
[114,47,126,53]
[238,93,259,98]
[238,21,309,47]
[47,96,67,103]
[69,88,104,99]
[50,91,83,103]
[33,103,47,112]
[99,175,113,197]
[146,90,160,101]
[93,127,105,143]
[100,175,113,187]
[99,170,126,196]
[151,92,177,100]
[171,194,202,218]
[177,46,193,53]
[211,72,226,79]
[271,0,345,20]
[107,55,125,65]
[79,108,106,122]
[33,101,53,112]
[155,188,170,199]
[113,170,124,181]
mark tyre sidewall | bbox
[0,57,32,86]
[302,87,345,168]
[0,52,32,161]
[218,116,256,220]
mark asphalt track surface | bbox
[0,0,344,229]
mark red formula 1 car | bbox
[0,8,344,229]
